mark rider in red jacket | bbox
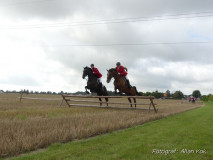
[115,62,131,88]
[91,64,103,88]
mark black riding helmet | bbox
[116,62,121,66]
[91,64,94,67]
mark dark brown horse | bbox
[82,66,108,106]
[106,68,140,107]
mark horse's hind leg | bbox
[99,98,102,106]
[128,98,132,107]
[133,98,136,108]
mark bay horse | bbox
[82,66,108,106]
[106,68,140,107]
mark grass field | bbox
[11,102,213,160]
[0,93,203,158]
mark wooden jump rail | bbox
[62,95,155,99]
[19,97,62,101]
[19,91,63,104]
[61,94,158,113]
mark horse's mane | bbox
[84,66,93,72]
[109,68,117,72]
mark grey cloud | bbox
[1,0,213,94]
[0,75,40,86]
[2,0,213,20]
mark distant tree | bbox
[40,91,46,94]
[165,90,171,97]
[209,95,213,102]
[47,91,52,94]
[151,90,164,99]
[139,92,143,96]
[23,89,29,94]
[73,91,87,95]
[143,92,152,96]
[192,90,201,98]
[173,90,184,99]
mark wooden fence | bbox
[19,92,62,103]
[18,92,158,112]
[61,94,158,112]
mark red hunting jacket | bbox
[116,65,128,76]
[92,67,102,78]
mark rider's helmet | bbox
[116,62,121,66]
[91,64,94,67]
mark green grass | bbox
[11,103,213,160]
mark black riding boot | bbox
[126,80,131,88]
[99,82,103,90]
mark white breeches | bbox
[124,76,129,80]
[97,78,102,83]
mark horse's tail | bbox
[133,86,141,96]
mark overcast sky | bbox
[1,0,213,94]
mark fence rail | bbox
[62,94,158,113]
[62,95,155,99]
[18,92,63,104]
[18,92,158,112]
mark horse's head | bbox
[82,66,92,79]
[106,68,118,83]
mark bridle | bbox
[83,68,94,81]
[107,71,115,82]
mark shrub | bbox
[202,95,209,102]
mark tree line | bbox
[140,90,202,99]
[1,89,208,100]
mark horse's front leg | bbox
[128,98,132,107]
[85,86,90,94]
[114,86,118,94]
[105,98,109,106]
[99,98,102,106]
[118,89,123,95]
[114,86,122,95]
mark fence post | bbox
[150,96,157,113]
[61,94,71,107]
[58,99,64,107]
[20,90,23,103]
